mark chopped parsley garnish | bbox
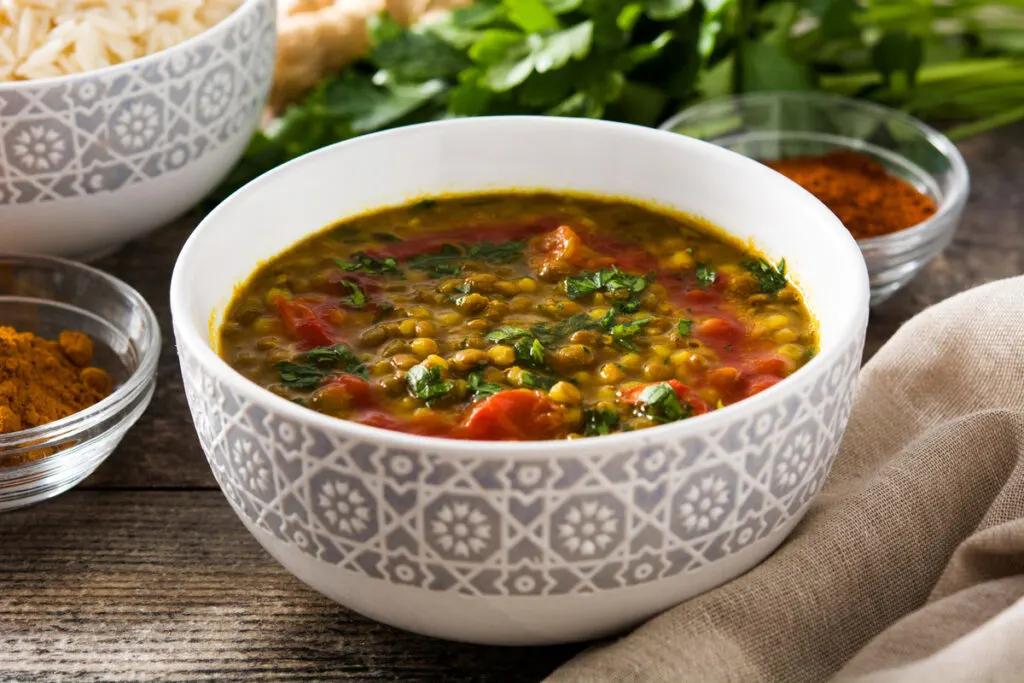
[716,399,725,410]
[743,258,788,296]
[484,327,548,367]
[514,336,547,367]
[564,267,649,301]
[433,263,464,277]
[534,314,603,344]
[338,280,368,308]
[583,407,620,436]
[276,344,367,389]
[677,319,693,336]
[696,262,716,287]
[485,326,532,343]
[467,370,503,400]
[406,364,453,404]
[610,316,652,350]
[466,241,526,263]
[519,370,557,390]
[334,252,401,276]
[805,347,817,362]
[613,298,642,314]
[407,244,463,277]
[406,240,525,277]
[373,303,396,322]
[637,382,693,424]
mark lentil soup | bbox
[219,192,818,440]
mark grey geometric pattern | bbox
[0,0,274,204]
[178,328,864,597]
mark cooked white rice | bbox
[0,0,243,81]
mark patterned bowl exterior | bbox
[177,323,865,644]
[0,0,275,259]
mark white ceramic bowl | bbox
[171,117,870,646]
[0,0,276,260]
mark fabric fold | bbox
[546,276,1024,683]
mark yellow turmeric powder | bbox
[0,326,113,437]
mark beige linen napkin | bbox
[547,275,1024,683]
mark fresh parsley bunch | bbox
[214,0,724,200]
[213,0,1024,202]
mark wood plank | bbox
[0,490,583,682]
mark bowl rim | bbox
[660,90,971,251]
[171,115,869,455]
[0,252,162,455]
[0,0,269,91]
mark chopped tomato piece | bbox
[358,411,405,432]
[530,225,615,276]
[683,289,719,305]
[695,316,745,346]
[274,296,336,349]
[458,390,565,441]
[707,367,742,394]
[619,379,710,416]
[325,374,374,407]
[408,411,457,437]
[748,355,790,377]
[746,375,782,397]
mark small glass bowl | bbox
[660,91,970,305]
[0,254,161,511]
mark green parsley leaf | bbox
[529,314,603,345]
[373,303,396,322]
[565,274,599,299]
[600,307,617,330]
[407,244,464,277]
[610,316,652,350]
[485,326,533,342]
[520,369,558,390]
[678,319,693,336]
[468,370,504,400]
[505,0,559,33]
[514,336,547,367]
[334,252,401,276]
[637,382,693,424]
[406,364,453,404]
[339,280,369,308]
[466,240,527,263]
[564,267,649,300]
[368,14,471,81]
[696,262,716,287]
[276,344,367,389]
[583,407,620,436]
[716,398,725,410]
[742,257,788,296]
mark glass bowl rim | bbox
[659,90,971,250]
[0,252,162,454]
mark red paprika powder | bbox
[764,150,938,240]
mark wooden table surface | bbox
[2,125,1021,682]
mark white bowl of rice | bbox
[0,0,276,260]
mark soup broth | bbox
[219,192,817,440]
